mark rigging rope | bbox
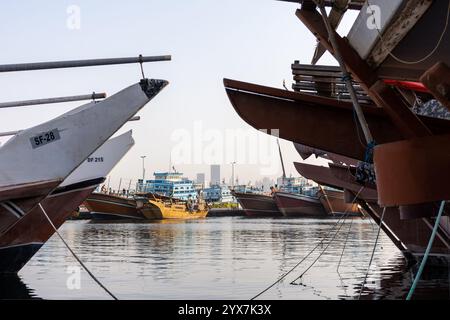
[406,201,446,300]
[38,203,118,300]
[290,213,351,284]
[358,206,386,299]
[337,216,354,272]
[251,186,365,300]
[366,0,450,65]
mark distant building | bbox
[196,173,205,187]
[210,164,220,186]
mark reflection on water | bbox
[1,217,448,299]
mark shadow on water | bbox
[0,274,40,299]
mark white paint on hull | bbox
[0,80,167,189]
[61,130,135,187]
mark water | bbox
[3,217,449,300]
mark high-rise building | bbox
[210,164,220,186]
[196,173,205,186]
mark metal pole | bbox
[0,55,171,73]
[0,93,106,109]
[127,179,132,195]
[0,130,19,137]
[231,162,236,189]
[141,156,146,192]
[315,2,374,144]
[118,178,122,194]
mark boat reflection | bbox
[0,274,39,299]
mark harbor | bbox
[4,217,450,300]
[0,0,449,304]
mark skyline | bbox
[0,1,358,189]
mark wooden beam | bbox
[420,62,450,111]
[296,7,432,138]
[311,0,350,64]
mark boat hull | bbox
[0,179,101,273]
[273,192,326,217]
[232,192,282,217]
[223,78,450,161]
[318,188,360,216]
[140,201,208,220]
[84,193,145,220]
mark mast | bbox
[277,139,286,187]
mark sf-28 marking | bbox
[30,129,60,149]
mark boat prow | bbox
[0,131,136,273]
[223,78,450,161]
[0,79,167,236]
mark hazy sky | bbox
[0,1,358,189]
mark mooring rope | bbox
[38,203,118,300]
[358,206,386,299]
[337,216,354,272]
[290,213,351,284]
[251,186,365,300]
[406,201,446,300]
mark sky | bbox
[0,1,359,189]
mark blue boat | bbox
[202,184,234,203]
[138,172,198,201]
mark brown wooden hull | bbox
[84,193,145,220]
[0,178,103,273]
[273,191,326,217]
[294,162,378,202]
[295,163,450,265]
[318,188,360,216]
[0,180,62,236]
[232,192,282,217]
[363,202,450,267]
[224,78,450,161]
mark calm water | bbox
[2,217,449,300]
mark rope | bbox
[337,216,354,272]
[366,0,450,65]
[358,206,386,299]
[406,201,446,300]
[38,203,118,300]
[251,186,365,300]
[290,214,350,284]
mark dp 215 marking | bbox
[30,129,61,149]
[87,157,104,163]
[222,304,271,316]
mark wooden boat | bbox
[273,191,326,217]
[317,187,360,216]
[0,131,135,273]
[136,197,208,220]
[294,143,358,166]
[231,191,282,217]
[224,78,450,162]
[84,193,145,220]
[294,162,378,202]
[0,78,167,240]
[293,0,450,206]
[294,161,450,266]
